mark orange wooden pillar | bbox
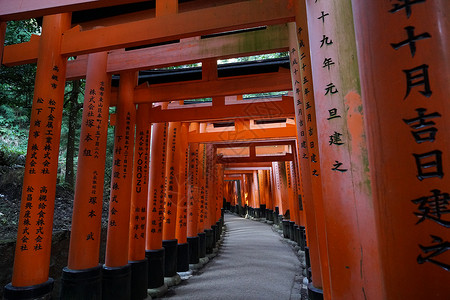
[0,22,6,67]
[103,71,137,300]
[204,144,216,254]
[128,103,151,300]
[285,161,299,242]
[302,0,385,298]
[4,14,71,300]
[352,1,450,298]
[197,141,208,259]
[257,170,267,220]
[252,171,260,218]
[216,164,225,229]
[272,163,283,223]
[60,51,111,299]
[265,169,275,224]
[187,123,201,266]
[175,122,190,272]
[162,121,182,282]
[288,9,331,297]
[146,104,168,290]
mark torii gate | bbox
[1,1,449,300]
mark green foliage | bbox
[218,52,288,64]
[0,20,40,108]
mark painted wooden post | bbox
[176,122,190,272]
[162,121,182,283]
[128,103,151,300]
[146,103,168,291]
[197,141,208,259]
[289,5,332,295]
[301,0,385,298]
[4,14,71,300]
[187,123,200,266]
[272,162,283,222]
[203,144,214,254]
[60,51,110,299]
[253,171,261,218]
[257,170,267,219]
[266,169,275,223]
[352,1,450,298]
[0,22,6,67]
[103,71,137,300]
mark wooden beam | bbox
[188,126,296,143]
[219,153,294,163]
[0,0,151,21]
[59,0,294,56]
[4,24,289,76]
[224,162,273,168]
[148,96,294,122]
[215,140,295,148]
[133,70,292,104]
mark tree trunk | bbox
[65,80,82,190]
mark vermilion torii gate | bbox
[1,0,449,300]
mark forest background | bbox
[0,20,287,240]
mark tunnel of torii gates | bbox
[0,0,449,299]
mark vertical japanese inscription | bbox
[388,0,448,271]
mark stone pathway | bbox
[161,213,304,300]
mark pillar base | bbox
[289,221,295,241]
[198,232,206,258]
[282,220,290,239]
[164,273,181,287]
[102,264,131,300]
[199,256,209,266]
[187,236,200,264]
[176,242,190,272]
[60,265,102,299]
[162,239,178,278]
[177,270,193,280]
[145,248,165,289]
[4,278,54,300]
[129,259,148,300]
[307,283,324,300]
[300,226,306,250]
[147,283,168,299]
[211,224,218,245]
[294,224,300,244]
[205,229,214,254]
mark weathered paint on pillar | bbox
[11,13,71,287]
[163,122,182,241]
[68,51,111,269]
[105,71,137,268]
[128,104,151,261]
[304,0,384,298]
[146,104,168,250]
[289,12,330,290]
[352,1,450,298]
[176,123,189,244]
